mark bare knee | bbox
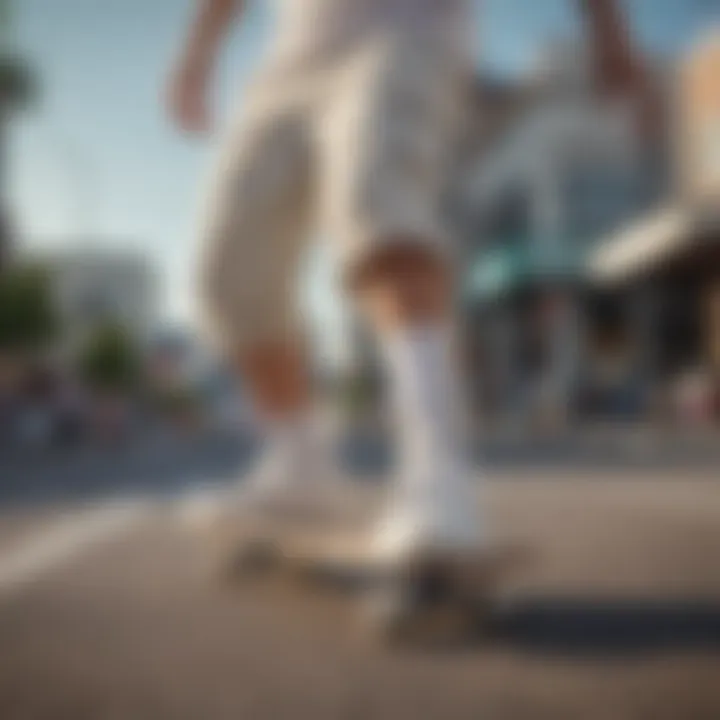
[238,340,310,418]
[353,238,452,330]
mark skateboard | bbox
[205,512,532,646]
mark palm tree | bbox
[0,0,37,269]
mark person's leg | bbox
[321,35,481,555]
[237,340,310,420]
[354,244,482,554]
[196,89,337,513]
[353,244,450,331]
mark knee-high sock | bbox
[381,323,470,492]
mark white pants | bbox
[198,32,469,353]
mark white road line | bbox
[0,501,150,597]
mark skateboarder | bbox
[167,0,648,562]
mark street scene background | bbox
[1,1,719,718]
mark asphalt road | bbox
[0,471,719,720]
[3,428,720,508]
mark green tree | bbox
[77,323,142,394]
[1,0,38,268]
[0,262,57,353]
[0,54,35,110]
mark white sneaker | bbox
[179,440,347,532]
[239,445,348,519]
[372,465,483,562]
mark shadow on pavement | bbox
[488,597,720,657]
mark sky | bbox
[9,0,718,355]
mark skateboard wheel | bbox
[365,584,473,646]
[224,538,279,580]
[364,585,416,642]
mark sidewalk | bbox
[478,423,720,464]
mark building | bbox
[146,325,217,390]
[457,43,670,425]
[40,247,160,358]
[589,29,720,425]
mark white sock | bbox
[376,323,483,550]
[382,324,471,493]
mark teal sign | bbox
[464,236,587,303]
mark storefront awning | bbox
[589,207,694,285]
[464,241,584,303]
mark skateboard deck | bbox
[204,511,533,646]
